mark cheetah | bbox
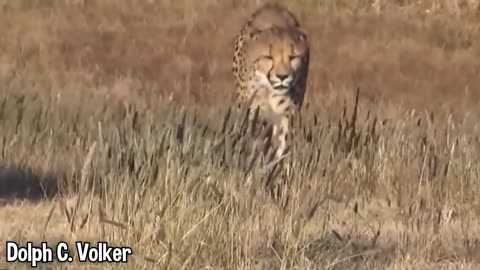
[232,3,310,159]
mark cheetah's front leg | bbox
[273,114,290,159]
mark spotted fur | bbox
[232,3,310,158]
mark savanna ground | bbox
[1,0,480,269]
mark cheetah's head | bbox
[244,27,309,95]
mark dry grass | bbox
[1,0,480,269]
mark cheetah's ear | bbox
[249,29,262,40]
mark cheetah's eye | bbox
[289,56,301,61]
[258,56,273,61]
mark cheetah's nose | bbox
[276,74,289,81]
